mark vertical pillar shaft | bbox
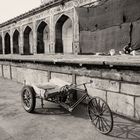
[50,12,55,54]
[20,26,23,54]
[33,21,37,54]
[2,32,5,54]
[10,30,13,54]
[73,7,80,54]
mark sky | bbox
[0,0,41,23]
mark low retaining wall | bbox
[0,58,140,121]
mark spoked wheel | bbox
[88,97,113,134]
[21,86,36,113]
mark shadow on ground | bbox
[109,115,140,140]
[34,103,89,120]
[34,102,140,140]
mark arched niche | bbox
[23,26,33,55]
[13,29,19,54]
[37,21,50,53]
[55,15,73,54]
[4,33,11,54]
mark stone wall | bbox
[0,60,140,121]
[77,0,140,54]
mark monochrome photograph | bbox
[0,0,140,139]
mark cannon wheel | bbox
[88,97,113,134]
[21,85,36,113]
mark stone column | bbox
[50,11,55,54]
[73,7,80,54]
[10,29,13,54]
[19,26,23,54]
[33,21,37,54]
[2,31,5,54]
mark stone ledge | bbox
[0,54,140,68]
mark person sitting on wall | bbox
[123,43,132,54]
[123,42,140,55]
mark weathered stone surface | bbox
[92,78,120,92]
[86,85,106,101]
[11,66,49,85]
[25,69,49,85]
[76,76,120,92]
[101,69,121,81]
[107,91,134,118]
[135,97,140,119]
[3,65,11,79]
[121,82,140,96]
[0,65,2,77]
[121,70,140,84]
[51,72,72,83]
[80,22,130,54]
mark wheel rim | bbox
[22,89,32,110]
[88,97,113,134]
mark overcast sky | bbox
[0,0,41,23]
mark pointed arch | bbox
[13,29,19,54]
[55,14,73,53]
[0,35,2,54]
[23,26,33,54]
[37,21,49,53]
[4,33,11,54]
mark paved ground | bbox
[0,78,140,140]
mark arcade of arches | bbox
[0,15,73,55]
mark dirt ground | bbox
[0,77,140,140]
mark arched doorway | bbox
[4,33,11,54]
[37,21,49,53]
[13,30,19,54]
[23,26,33,54]
[0,35,2,54]
[55,15,73,53]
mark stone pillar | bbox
[73,7,80,54]
[10,30,13,54]
[33,21,37,54]
[50,11,55,54]
[19,26,23,54]
[2,31,5,54]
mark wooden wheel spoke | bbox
[100,117,109,132]
[90,108,96,115]
[101,105,108,114]
[89,103,99,115]
[101,116,111,129]
[91,116,98,124]
[98,117,101,130]
[91,99,100,113]
[95,117,100,127]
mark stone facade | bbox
[0,0,140,55]
[0,0,101,55]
